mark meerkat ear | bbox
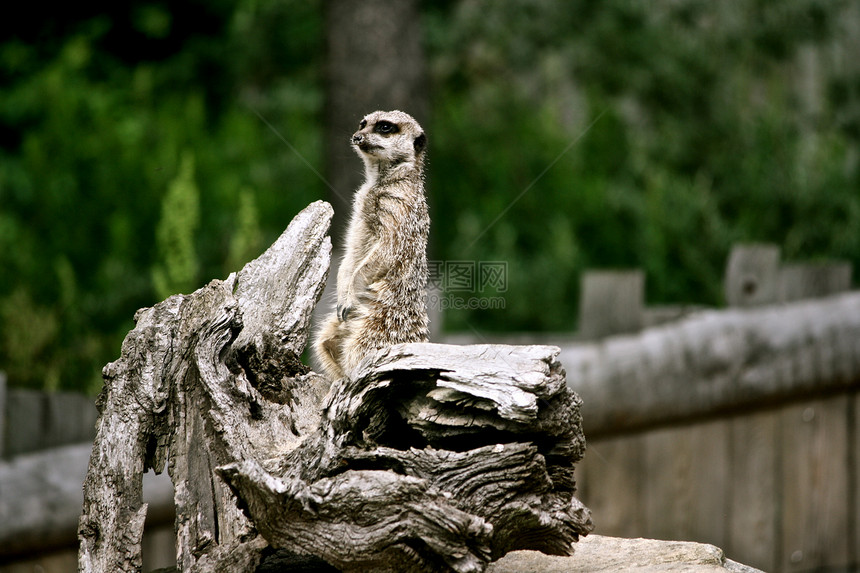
[413,132,427,154]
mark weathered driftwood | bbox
[79,201,333,572]
[218,342,592,572]
[78,200,592,573]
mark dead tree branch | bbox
[78,200,591,573]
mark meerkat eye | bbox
[374,121,399,135]
[359,119,367,129]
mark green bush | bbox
[426,0,859,333]
[0,1,323,391]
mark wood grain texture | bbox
[219,342,593,571]
[77,200,592,573]
[780,397,850,572]
[78,201,333,573]
[728,411,778,573]
[562,292,860,437]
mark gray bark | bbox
[78,201,333,573]
[218,343,592,572]
[78,200,592,573]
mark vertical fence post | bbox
[578,270,644,339]
[724,244,781,307]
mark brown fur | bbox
[314,110,430,379]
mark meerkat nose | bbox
[352,134,363,145]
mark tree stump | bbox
[78,201,592,573]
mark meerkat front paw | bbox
[337,287,361,321]
[336,303,352,322]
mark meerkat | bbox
[313,110,430,380]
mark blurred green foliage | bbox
[0,0,324,391]
[1,0,859,391]
[152,152,201,300]
[425,0,860,332]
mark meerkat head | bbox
[351,110,427,169]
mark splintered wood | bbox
[78,200,592,573]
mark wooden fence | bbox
[444,243,858,572]
[0,376,175,572]
[1,242,857,572]
[566,291,860,572]
[568,244,858,573]
[577,392,858,572]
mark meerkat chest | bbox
[353,181,377,215]
[356,183,403,232]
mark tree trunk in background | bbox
[324,0,429,238]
